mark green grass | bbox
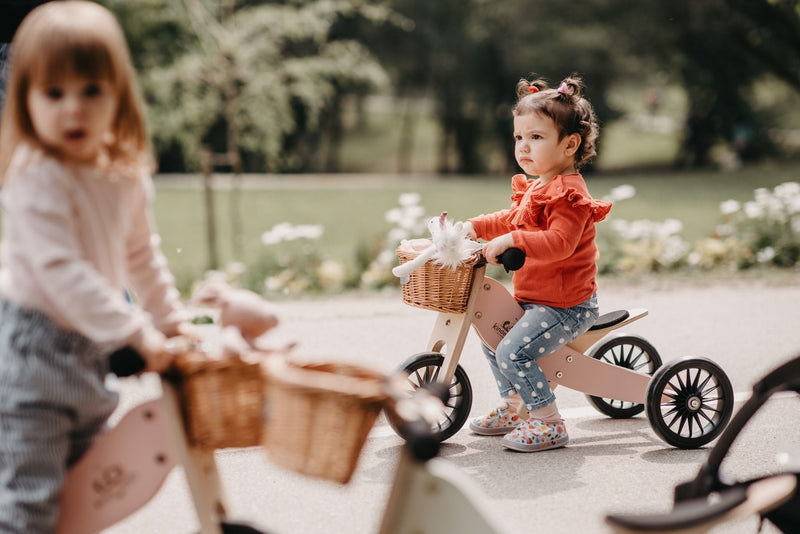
[154,161,800,291]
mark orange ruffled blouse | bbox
[468,173,612,308]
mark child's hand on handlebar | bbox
[131,326,173,374]
[483,234,515,266]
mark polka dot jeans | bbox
[480,294,599,412]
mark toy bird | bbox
[392,212,481,283]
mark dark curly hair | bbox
[513,74,599,169]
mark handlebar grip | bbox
[497,247,525,272]
[108,346,146,377]
[397,419,441,462]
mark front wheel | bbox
[387,352,473,442]
[645,356,734,449]
[585,335,662,418]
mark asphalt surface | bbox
[104,275,800,534]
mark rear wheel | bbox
[387,352,472,442]
[585,335,662,418]
[646,356,734,449]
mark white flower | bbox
[606,184,636,202]
[385,207,404,224]
[719,199,741,215]
[261,222,323,244]
[261,222,293,244]
[292,224,324,240]
[757,247,775,263]
[744,201,764,219]
[398,192,421,207]
[774,182,800,201]
[659,218,683,238]
[658,236,689,266]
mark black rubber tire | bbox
[645,356,734,449]
[585,335,663,418]
[387,352,473,442]
[220,520,269,533]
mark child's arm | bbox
[467,211,515,241]
[510,200,592,261]
[124,175,187,337]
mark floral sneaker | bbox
[502,418,569,452]
[469,401,524,435]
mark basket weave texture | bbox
[172,352,265,451]
[396,245,480,313]
[262,359,386,484]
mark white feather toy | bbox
[392,212,482,283]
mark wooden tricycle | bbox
[390,242,735,449]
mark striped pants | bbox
[0,301,118,533]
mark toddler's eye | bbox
[514,134,523,141]
[45,87,63,99]
[83,83,102,97]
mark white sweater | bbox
[0,145,185,348]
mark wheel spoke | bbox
[700,382,721,398]
[666,409,683,430]
[697,408,716,426]
[409,369,424,387]
[676,370,688,391]
[624,344,636,366]
[696,372,713,392]
[691,412,706,436]
[689,369,701,391]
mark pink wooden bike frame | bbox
[425,263,652,404]
[57,382,231,534]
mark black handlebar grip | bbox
[399,419,441,462]
[108,346,147,377]
[497,247,525,272]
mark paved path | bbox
[106,275,800,534]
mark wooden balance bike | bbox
[56,341,514,534]
[390,245,735,449]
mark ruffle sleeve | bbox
[563,187,612,222]
[505,173,611,227]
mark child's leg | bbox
[0,404,72,533]
[0,302,118,533]
[494,298,598,417]
[494,297,599,451]
[469,344,529,435]
[479,343,517,399]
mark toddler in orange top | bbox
[464,74,611,452]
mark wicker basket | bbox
[172,351,265,451]
[262,359,386,484]
[396,242,481,313]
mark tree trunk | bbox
[200,146,219,271]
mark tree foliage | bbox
[104,0,800,173]
[102,0,391,172]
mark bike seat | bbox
[605,485,747,531]
[588,310,629,331]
